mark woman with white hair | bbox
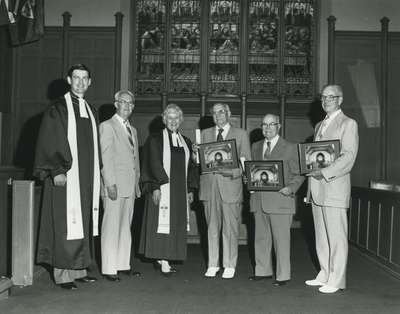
[139,104,198,275]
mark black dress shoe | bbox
[75,276,97,283]
[273,280,289,286]
[248,275,272,281]
[103,274,120,282]
[119,270,141,277]
[60,282,78,290]
[169,267,177,273]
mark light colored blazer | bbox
[250,137,304,214]
[199,125,251,203]
[100,114,140,198]
[309,111,359,208]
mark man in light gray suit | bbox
[100,90,141,281]
[306,84,359,294]
[199,103,251,279]
[249,114,304,286]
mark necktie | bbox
[263,141,271,159]
[124,120,135,151]
[217,128,224,141]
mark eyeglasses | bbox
[213,109,227,115]
[118,99,134,106]
[261,122,279,128]
[320,95,340,101]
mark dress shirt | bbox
[115,114,131,136]
[263,135,279,157]
[215,123,231,141]
[319,109,342,137]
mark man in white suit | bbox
[100,90,141,281]
[306,84,359,294]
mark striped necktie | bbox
[263,141,271,159]
[124,120,134,151]
[217,128,224,141]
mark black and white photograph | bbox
[198,139,238,173]
[244,160,284,191]
[0,0,398,313]
[298,140,340,174]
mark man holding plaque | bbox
[249,114,304,286]
[306,84,359,294]
[199,103,251,279]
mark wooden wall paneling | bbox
[368,200,379,254]
[350,187,400,278]
[327,16,336,84]
[378,200,392,260]
[387,33,400,182]
[358,198,369,248]
[68,28,115,109]
[349,196,359,243]
[114,12,123,92]
[380,18,389,180]
[14,29,63,174]
[335,31,381,187]
[391,204,400,266]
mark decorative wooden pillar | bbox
[380,17,389,180]
[161,92,168,110]
[114,12,123,93]
[327,15,336,84]
[280,94,286,137]
[241,93,247,128]
[200,92,207,116]
[200,0,209,114]
[61,12,71,77]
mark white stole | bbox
[157,128,190,234]
[64,92,100,240]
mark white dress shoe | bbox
[319,285,341,294]
[204,267,220,277]
[305,279,325,286]
[222,267,235,279]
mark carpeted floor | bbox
[1,230,399,314]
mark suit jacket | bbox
[100,114,140,198]
[309,111,359,208]
[199,125,251,203]
[250,137,304,214]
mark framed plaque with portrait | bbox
[244,160,284,191]
[298,140,341,174]
[198,139,239,174]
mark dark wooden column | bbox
[240,0,248,128]
[327,15,336,84]
[61,11,71,77]
[200,0,210,116]
[241,93,247,128]
[114,12,123,93]
[380,17,389,180]
[280,94,286,137]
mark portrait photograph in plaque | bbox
[244,160,284,191]
[298,140,341,174]
[199,139,239,174]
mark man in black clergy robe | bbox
[34,64,101,290]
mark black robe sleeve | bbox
[140,133,169,194]
[33,99,72,181]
